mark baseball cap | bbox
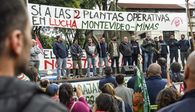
[46,83,59,96]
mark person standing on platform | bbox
[153,37,161,63]
[85,38,97,77]
[142,36,155,72]
[109,37,120,74]
[131,38,140,66]
[53,36,69,79]
[97,37,108,76]
[159,36,168,60]
[178,34,190,69]
[119,37,133,66]
[30,39,42,70]
[167,35,179,64]
[70,40,83,78]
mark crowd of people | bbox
[49,30,192,79]
[1,0,195,112]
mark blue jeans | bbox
[87,57,96,76]
[57,58,67,77]
[143,52,153,72]
[123,56,132,66]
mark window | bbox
[163,31,175,41]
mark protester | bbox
[167,35,179,64]
[85,38,97,77]
[178,34,190,69]
[59,83,90,112]
[131,38,140,66]
[109,37,120,74]
[93,93,118,112]
[170,62,184,82]
[46,83,59,102]
[101,83,132,112]
[115,74,134,108]
[30,39,42,70]
[97,37,108,76]
[0,0,67,111]
[119,37,133,66]
[146,63,167,105]
[53,36,69,79]
[157,57,167,78]
[159,36,168,60]
[99,66,117,90]
[142,36,155,72]
[70,40,83,78]
[158,51,195,112]
[153,37,161,63]
[156,87,180,110]
[40,79,50,92]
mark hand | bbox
[77,53,79,56]
[76,86,83,98]
[92,53,95,57]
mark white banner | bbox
[28,3,187,31]
[39,49,123,70]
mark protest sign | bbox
[38,49,123,70]
[28,3,187,31]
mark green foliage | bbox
[38,35,55,49]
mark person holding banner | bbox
[70,40,83,78]
[108,37,120,74]
[97,37,108,76]
[85,38,97,77]
[119,37,133,66]
[30,39,42,70]
[53,36,69,79]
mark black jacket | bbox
[158,89,195,112]
[70,43,83,60]
[0,77,67,112]
[178,39,190,52]
[159,40,168,55]
[119,42,132,56]
[53,42,68,58]
[131,41,140,55]
[167,39,178,52]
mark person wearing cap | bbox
[131,37,140,66]
[46,83,59,102]
[30,39,42,70]
[53,36,69,79]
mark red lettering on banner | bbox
[82,58,87,69]
[44,60,55,70]
[49,18,77,28]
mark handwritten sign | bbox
[28,3,187,31]
[38,49,123,70]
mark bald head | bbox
[184,51,195,91]
[147,63,161,77]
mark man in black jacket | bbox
[131,38,140,66]
[119,37,133,66]
[153,37,161,63]
[158,51,195,112]
[178,34,190,69]
[159,36,168,60]
[70,40,83,77]
[0,0,67,112]
[167,35,179,64]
